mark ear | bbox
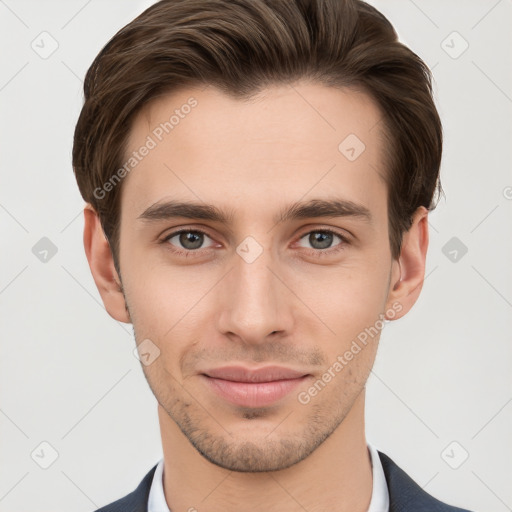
[384,206,429,320]
[83,204,131,323]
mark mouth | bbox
[200,365,311,408]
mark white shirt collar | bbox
[148,442,389,512]
[147,456,168,512]
[367,442,390,512]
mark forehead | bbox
[121,82,388,223]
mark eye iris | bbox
[310,231,333,249]
[180,231,203,250]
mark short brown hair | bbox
[72,0,442,273]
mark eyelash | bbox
[160,228,350,259]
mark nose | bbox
[216,245,294,345]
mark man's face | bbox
[118,83,398,471]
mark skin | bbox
[84,82,429,512]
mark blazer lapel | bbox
[95,464,157,512]
[378,450,472,512]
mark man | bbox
[72,0,474,510]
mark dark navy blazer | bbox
[94,451,474,512]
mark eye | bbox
[160,227,349,259]
[162,229,215,253]
[296,229,347,253]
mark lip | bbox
[201,365,310,408]
[204,365,307,382]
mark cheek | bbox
[123,261,215,372]
[293,257,390,341]
[122,242,207,332]
[290,263,390,387]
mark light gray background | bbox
[1,0,511,511]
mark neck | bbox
[159,391,373,512]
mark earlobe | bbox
[385,206,429,320]
[83,204,131,324]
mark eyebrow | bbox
[137,197,372,226]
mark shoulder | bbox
[92,464,158,512]
[378,451,475,512]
